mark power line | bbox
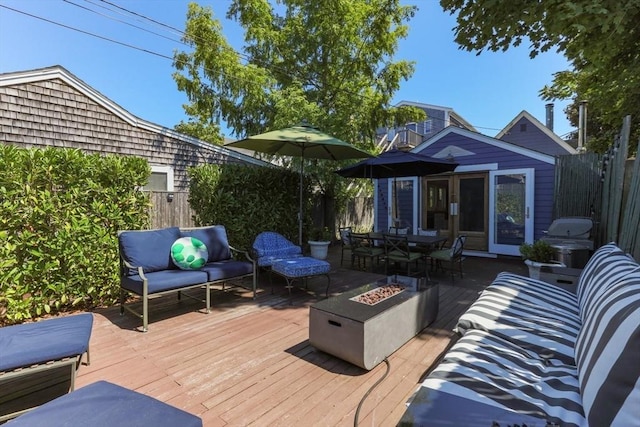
[1,1,568,137]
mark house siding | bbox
[0,76,258,191]
[419,132,556,239]
[499,116,572,156]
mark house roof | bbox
[414,125,557,165]
[395,100,478,132]
[0,65,268,167]
[495,110,577,155]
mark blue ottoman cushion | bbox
[272,257,331,278]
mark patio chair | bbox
[383,233,423,276]
[338,226,353,267]
[252,231,303,283]
[427,235,467,281]
[349,232,385,272]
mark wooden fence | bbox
[148,191,373,236]
[554,115,639,259]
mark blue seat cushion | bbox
[0,313,93,372]
[181,226,232,262]
[119,227,181,273]
[9,380,202,427]
[272,257,330,278]
[202,260,253,282]
[121,270,209,295]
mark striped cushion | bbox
[421,329,586,426]
[576,243,637,321]
[574,272,640,426]
[456,272,581,364]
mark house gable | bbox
[416,126,556,165]
[495,110,576,156]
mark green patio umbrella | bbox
[226,124,373,245]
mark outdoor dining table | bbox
[368,232,448,249]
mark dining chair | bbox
[349,232,385,272]
[338,226,352,267]
[427,235,467,281]
[383,233,423,276]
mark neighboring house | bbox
[496,110,577,156]
[376,101,477,150]
[374,108,576,257]
[0,65,267,192]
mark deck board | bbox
[70,249,527,426]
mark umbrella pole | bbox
[299,158,304,246]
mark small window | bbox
[520,123,527,132]
[143,165,174,191]
[423,119,432,133]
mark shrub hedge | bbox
[188,163,305,250]
[0,146,150,324]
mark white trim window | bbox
[144,165,174,191]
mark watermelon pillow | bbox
[170,237,208,270]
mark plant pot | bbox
[524,259,566,280]
[308,241,330,260]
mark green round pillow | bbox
[171,237,208,270]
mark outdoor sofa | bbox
[401,242,640,426]
[118,225,255,331]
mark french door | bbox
[422,173,488,251]
[488,169,534,255]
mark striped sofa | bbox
[402,243,640,426]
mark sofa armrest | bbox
[229,245,254,263]
[121,259,148,282]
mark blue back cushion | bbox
[119,227,180,273]
[181,226,231,262]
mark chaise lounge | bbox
[0,313,93,422]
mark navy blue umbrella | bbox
[335,149,458,224]
[335,149,458,179]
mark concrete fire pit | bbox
[309,275,439,370]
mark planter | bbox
[524,259,566,280]
[308,240,330,260]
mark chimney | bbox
[545,103,554,131]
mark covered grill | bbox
[541,217,594,268]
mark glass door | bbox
[388,177,418,233]
[489,169,534,255]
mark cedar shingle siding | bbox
[0,66,264,191]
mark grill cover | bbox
[546,217,593,239]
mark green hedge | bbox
[188,164,305,250]
[0,146,150,324]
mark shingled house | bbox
[0,65,266,193]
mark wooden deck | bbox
[75,249,527,426]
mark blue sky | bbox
[0,0,573,139]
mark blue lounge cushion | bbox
[0,313,93,372]
[119,227,181,273]
[170,237,208,270]
[181,226,232,262]
[9,380,202,427]
[253,231,303,267]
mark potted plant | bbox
[308,227,333,260]
[519,240,564,279]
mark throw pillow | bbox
[170,237,208,270]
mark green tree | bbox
[172,0,426,227]
[440,0,640,154]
